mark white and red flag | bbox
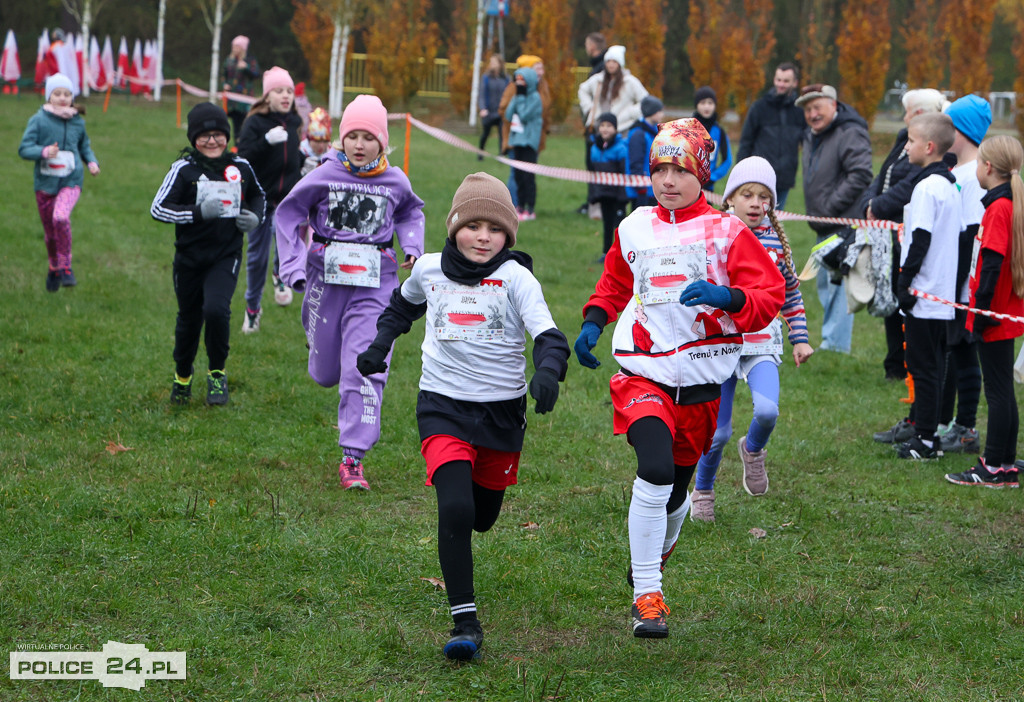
[1,30,20,83]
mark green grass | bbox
[2,93,1023,701]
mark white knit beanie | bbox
[723,156,778,207]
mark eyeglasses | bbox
[197,133,227,144]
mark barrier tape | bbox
[88,73,258,104]
[910,288,1024,324]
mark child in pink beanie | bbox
[236,66,303,324]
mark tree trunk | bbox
[328,18,343,118]
[468,0,484,127]
[81,0,91,97]
[155,0,165,101]
[207,0,224,103]
[336,22,349,117]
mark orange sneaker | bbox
[631,591,670,638]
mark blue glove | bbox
[574,321,602,369]
[679,280,732,309]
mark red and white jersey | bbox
[584,195,785,389]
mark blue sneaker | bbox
[443,620,483,661]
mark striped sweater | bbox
[750,222,809,346]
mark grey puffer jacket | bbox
[800,102,873,234]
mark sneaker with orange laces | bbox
[339,456,369,490]
[631,591,670,638]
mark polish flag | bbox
[56,33,79,95]
[74,33,85,91]
[115,37,129,88]
[101,36,114,88]
[89,35,104,89]
[34,29,49,85]
[129,38,143,93]
[1,30,20,84]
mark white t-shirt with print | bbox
[901,173,962,320]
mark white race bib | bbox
[324,241,380,287]
[635,244,707,305]
[431,282,507,341]
[741,318,784,356]
[40,150,75,176]
[508,114,524,134]
[196,180,241,218]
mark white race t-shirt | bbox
[901,173,962,319]
[952,159,985,303]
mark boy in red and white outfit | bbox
[574,118,785,638]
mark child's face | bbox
[727,182,773,230]
[976,159,997,190]
[905,126,932,167]
[267,86,294,113]
[597,121,617,140]
[696,98,716,118]
[342,130,382,167]
[308,139,330,157]
[453,220,507,263]
[49,87,73,108]
[651,163,702,210]
[647,110,664,125]
[195,130,228,159]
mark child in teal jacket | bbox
[18,74,100,291]
[504,66,542,220]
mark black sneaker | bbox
[631,592,670,639]
[874,418,914,443]
[895,435,942,460]
[945,460,1019,488]
[206,371,229,406]
[443,620,483,661]
[46,269,60,292]
[60,267,77,287]
[626,540,677,588]
[170,376,192,404]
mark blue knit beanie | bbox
[945,95,992,146]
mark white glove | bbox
[235,209,259,233]
[200,197,225,220]
[264,126,288,145]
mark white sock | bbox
[629,477,672,600]
[662,492,691,556]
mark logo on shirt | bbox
[627,250,636,264]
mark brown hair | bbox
[908,112,955,155]
[978,135,1024,297]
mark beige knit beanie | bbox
[446,172,519,247]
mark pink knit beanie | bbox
[339,95,389,152]
[262,66,294,96]
[231,35,249,51]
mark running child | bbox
[356,172,569,660]
[237,66,303,322]
[18,73,100,291]
[690,157,814,522]
[275,94,425,490]
[574,119,785,638]
[300,107,332,176]
[945,135,1024,487]
[150,103,265,405]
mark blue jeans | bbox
[776,188,790,211]
[816,248,853,353]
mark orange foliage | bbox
[364,0,440,108]
[446,0,475,115]
[836,0,890,126]
[730,0,776,120]
[609,0,666,95]
[944,0,997,96]
[522,0,575,124]
[899,0,946,88]
[797,0,836,84]
[686,1,728,99]
[290,0,334,98]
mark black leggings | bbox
[433,461,505,610]
[479,114,502,153]
[979,339,1019,466]
[173,254,240,377]
[598,198,626,254]
[512,146,537,213]
[939,339,981,429]
[627,416,694,513]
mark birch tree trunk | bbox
[468,0,485,127]
[155,0,166,101]
[207,0,224,102]
[80,0,91,97]
[334,22,350,118]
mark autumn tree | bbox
[836,0,890,126]
[522,0,576,124]
[686,1,728,99]
[943,0,997,96]
[446,0,476,116]
[364,0,440,109]
[291,0,333,99]
[609,0,666,95]
[1009,0,1024,133]
[796,0,837,84]
[729,0,776,120]
[899,0,946,88]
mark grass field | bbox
[2,93,1023,701]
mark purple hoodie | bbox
[275,154,425,290]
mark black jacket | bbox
[855,128,921,222]
[737,88,806,191]
[151,153,266,268]
[236,109,303,205]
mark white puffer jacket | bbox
[578,69,649,133]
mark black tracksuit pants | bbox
[173,254,241,377]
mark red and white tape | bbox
[910,288,1024,324]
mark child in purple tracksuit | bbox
[275,95,425,490]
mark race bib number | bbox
[968,226,982,285]
[324,242,380,287]
[40,150,76,176]
[741,318,784,355]
[196,180,241,218]
[509,114,524,134]
[635,244,706,305]
[431,283,507,341]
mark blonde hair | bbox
[978,135,1024,297]
[909,112,955,155]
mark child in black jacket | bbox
[151,103,265,405]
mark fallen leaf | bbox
[780,522,794,528]
[749,527,767,539]
[519,522,539,530]
[420,576,446,591]
[104,440,132,455]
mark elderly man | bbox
[798,84,873,354]
[736,62,806,210]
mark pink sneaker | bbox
[339,456,370,490]
[690,489,715,522]
[739,436,768,496]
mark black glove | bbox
[973,312,1001,333]
[897,288,917,314]
[356,343,389,376]
[528,368,560,414]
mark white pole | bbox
[207,0,223,102]
[336,22,349,117]
[328,18,341,118]
[468,0,485,127]
[155,0,165,101]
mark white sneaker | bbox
[241,307,262,334]
[273,275,293,306]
